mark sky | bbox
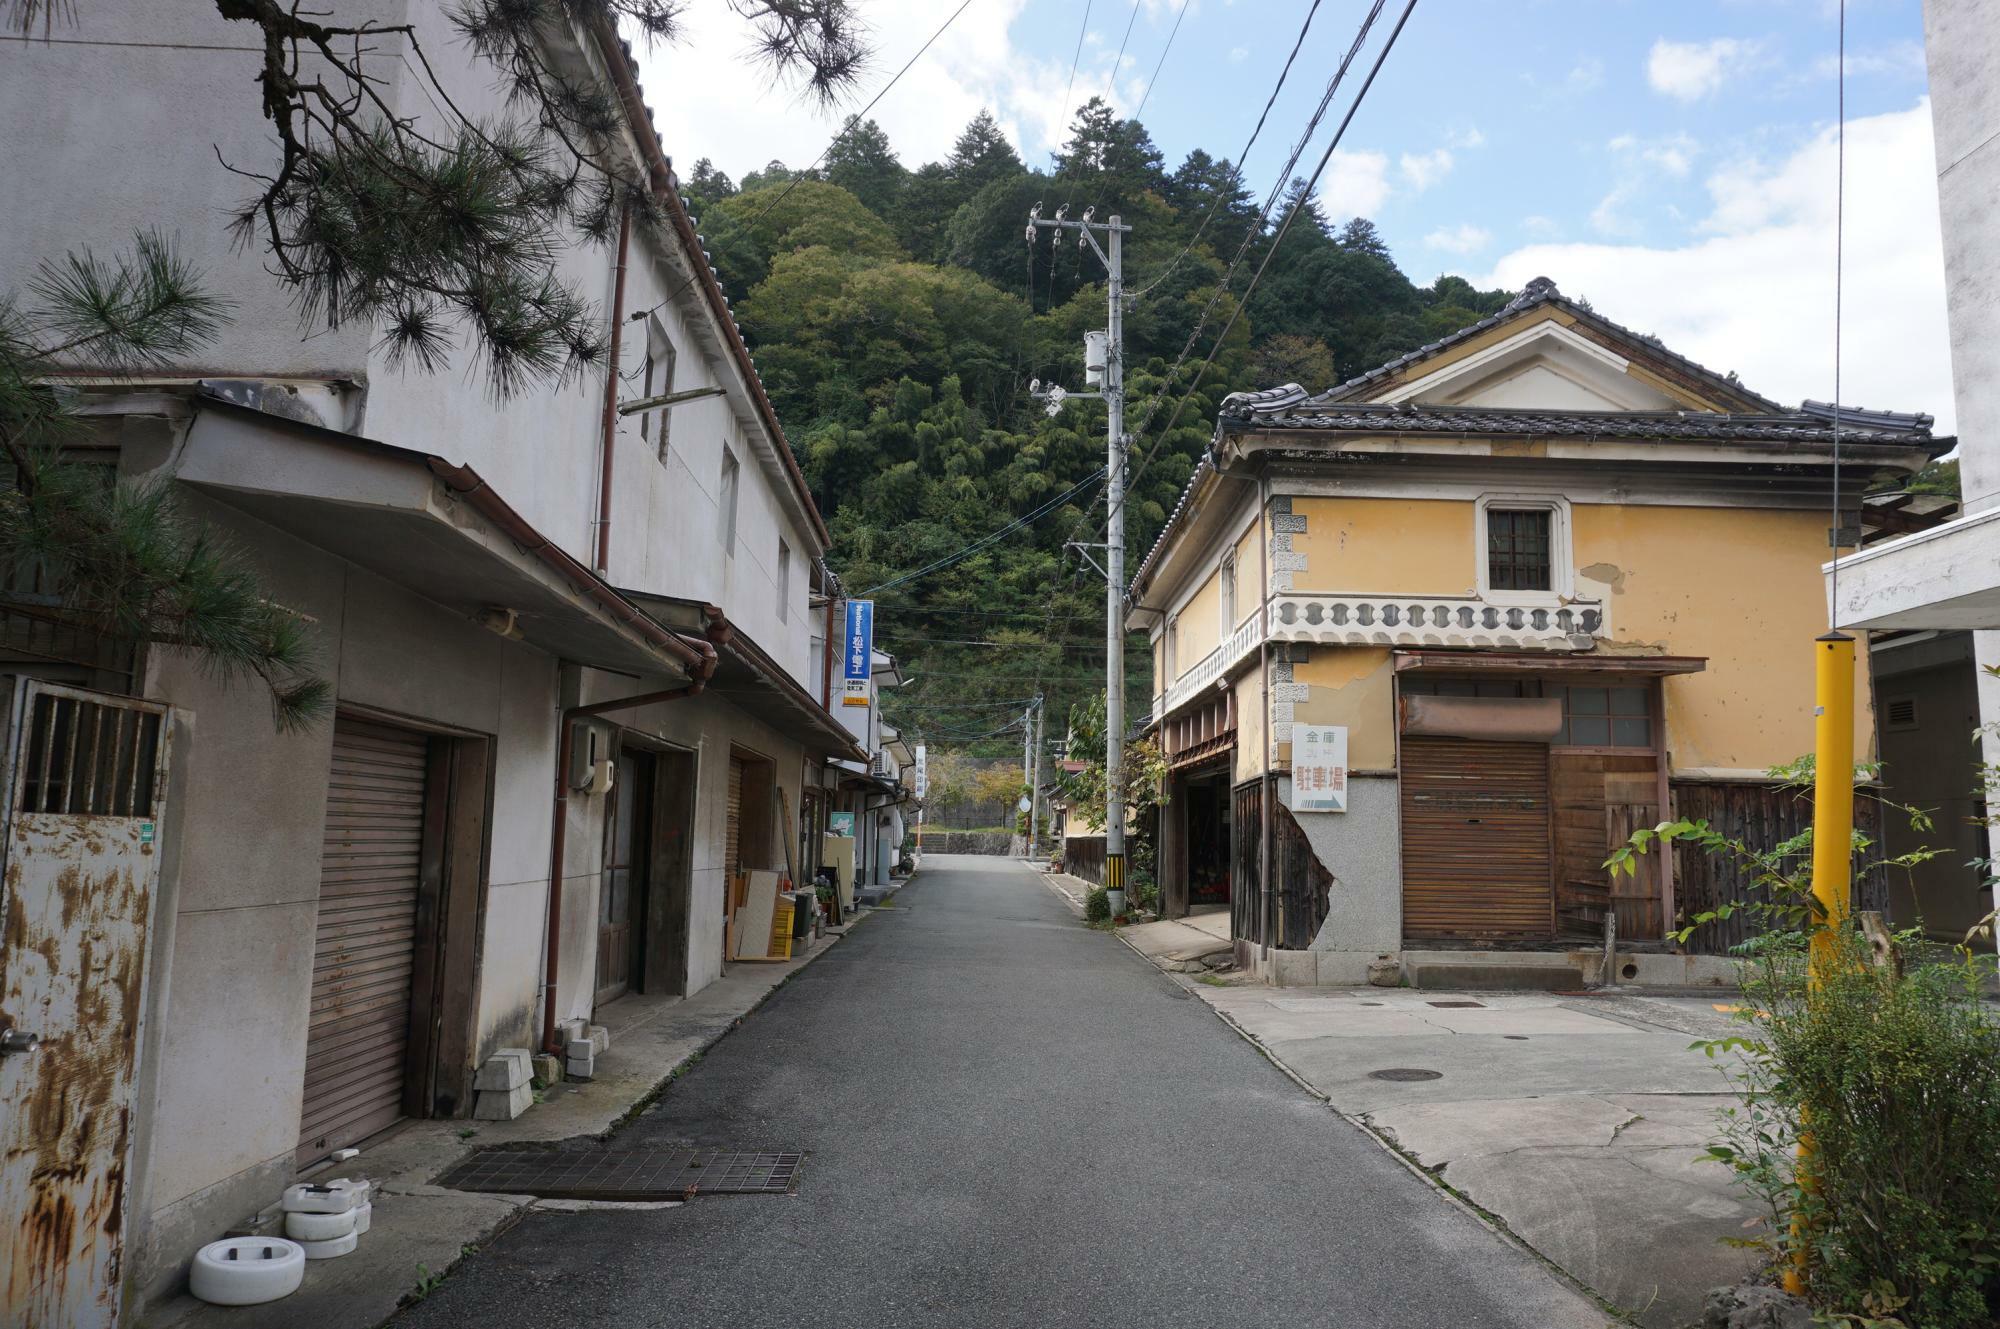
[634,0,1956,433]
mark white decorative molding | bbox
[1158,610,1265,717]
[1268,593,1604,649]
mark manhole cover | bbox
[436,1148,803,1199]
[1368,1068,1444,1082]
[1425,1000,1485,1009]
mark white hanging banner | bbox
[1292,724,1349,813]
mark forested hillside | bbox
[683,101,1511,754]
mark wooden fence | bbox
[1671,781,1889,954]
[1064,835,1106,886]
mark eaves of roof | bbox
[1221,401,1947,448]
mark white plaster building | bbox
[0,6,866,1321]
[1830,0,2000,927]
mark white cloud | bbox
[1228,46,1248,63]
[1425,224,1492,255]
[1522,214,1561,239]
[1448,126,1486,150]
[1319,150,1392,220]
[631,0,1082,182]
[1567,57,1605,92]
[1479,102,1954,431]
[1609,131,1699,178]
[1812,40,1927,81]
[1647,37,1761,101]
[1399,147,1454,191]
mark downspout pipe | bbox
[541,667,712,1055]
[595,199,633,575]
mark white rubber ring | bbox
[281,1183,355,1215]
[188,1238,306,1306]
[352,1201,372,1236]
[296,1230,359,1260]
[283,1208,357,1242]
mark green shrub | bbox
[1083,885,1110,923]
[1708,934,2000,1327]
[1129,870,1158,912]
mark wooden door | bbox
[596,748,653,1005]
[1401,736,1553,940]
[300,716,429,1163]
[0,682,172,1329]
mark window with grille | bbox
[1487,508,1552,592]
[17,689,163,816]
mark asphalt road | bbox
[393,855,1607,1329]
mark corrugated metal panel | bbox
[1401,737,1553,940]
[300,717,429,1163]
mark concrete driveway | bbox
[1193,984,1764,1328]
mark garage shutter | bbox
[1401,736,1552,940]
[725,755,745,883]
[300,716,430,1162]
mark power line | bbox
[626,0,978,328]
[1131,0,1191,121]
[1132,0,1326,300]
[856,466,1106,597]
[1119,0,1415,519]
[1102,0,1142,103]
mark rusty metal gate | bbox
[299,716,431,1164]
[0,679,173,1329]
[1400,736,1553,940]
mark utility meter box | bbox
[1083,330,1108,387]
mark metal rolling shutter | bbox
[725,755,744,883]
[300,717,430,1161]
[1401,737,1553,940]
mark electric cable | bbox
[1131,0,1191,121]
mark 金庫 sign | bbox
[1292,725,1348,813]
[842,600,874,708]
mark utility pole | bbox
[1028,204,1132,913]
[1028,693,1045,862]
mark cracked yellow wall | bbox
[1289,647,1397,770]
[1572,504,1873,769]
[1290,497,1476,594]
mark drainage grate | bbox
[1425,1000,1486,1009]
[1369,1067,1444,1082]
[435,1148,804,1200]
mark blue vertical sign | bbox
[842,600,874,708]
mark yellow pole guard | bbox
[1786,631,1856,1297]
[1104,853,1125,892]
[1810,633,1856,960]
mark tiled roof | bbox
[1318,275,1783,411]
[1219,399,1937,446]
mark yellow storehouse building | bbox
[1127,278,1944,985]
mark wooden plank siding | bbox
[1669,781,1888,954]
[1551,753,1662,941]
[1273,799,1333,950]
[1231,779,1264,946]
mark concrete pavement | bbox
[1131,940,1762,1328]
[391,854,1611,1329]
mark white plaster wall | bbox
[1926,0,2000,518]
[0,2,388,376]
